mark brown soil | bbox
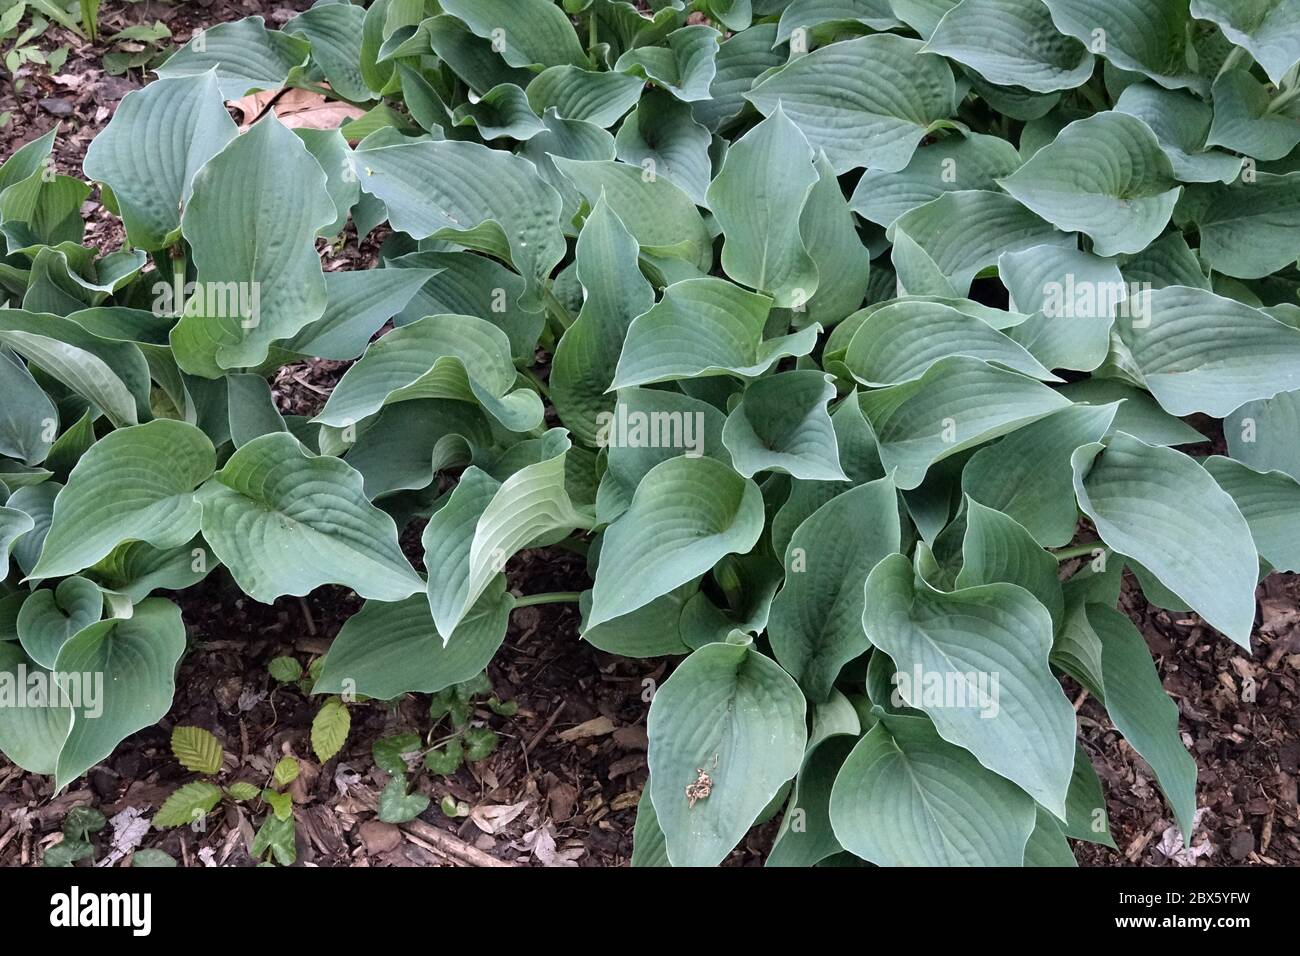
[0,0,1295,869]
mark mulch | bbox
[0,0,1295,868]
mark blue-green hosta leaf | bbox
[439,0,588,69]
[998,244,1123,373]
[552,198,654,446]
[1114,83,1243,183]
[849,131,1021,228]
[690,22,786,132]
[647,637,807,867]
[225,373,286,449]
[1089,602,1198,842]
[1205,69,1300,162]
[612,278,817,387]
[859,356,1072,491]
[52,598,187,790]
[425,430,591,636]
[863,553,1077,816]
[352,139,565,304]
[197,432,422,603]
[6,482,59,578]
[843,299,1056,387]
[0,347,57,466]
[579,583,695,658]
[284,3,373,103]
[925,0,1094,93]
[889,0,960,38]
[85,538,214,604]
[955,499,1064,628]
[1190,0,1300,84]
[0,507,34,579]
[595,388,731,523]
[342,399,492,499]
[0,311,147,429]
[314,314,543,434]
[451,83,545,141]
[723,371,845,480]
[1225,389,1300,481]
[420,13,533,95]
[614,91,714,207]
[630,782,670,868]
[963,401,1119,548]
[1041,0,1199,92]
[31,421,214,580]
[17,576,102,669]
[800,151,871,329]
[588,457,765,627]
[1057,379,1205,447]
[1202,455,1300,572]
[1023,806,1077,866]
[281,268,437,362]
[1120,231,1210,291]
[295,128,360,239]
[1115,284,1300,417]
[998,112,1181,257]
[705,0,753,31]
[155,16,311,100]
[1187,173,1300,280]
[889,190,1070,297]
[525,67,645,128]
[517,110,616,229]
[0,643,70,776]
[746,34,958,174]
[172,116,335,377]
[315,582,513,699]
[552,158,713,271]
[615,24,719,102]
[776,0,901,45]
[1064,743,1116,847]
[769,478,900,703]
[387,251,543,361]
[708,107,818,309]
[82,72,237,251]
[1072,432,1257,647]
[829,713,1036,866]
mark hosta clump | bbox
[1,0,1298,868]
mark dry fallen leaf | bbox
[557,715,617,743]
[229,87,366,133]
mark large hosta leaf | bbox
[1114,83,1242,184]
[1205,70,1300,162]
[769,478,900,702]
[862,553,1077,816]
[1202,456,1300,572]
[612,278,817,388]
[439,0,588,69]
[1186,173,1300,280]
[351,139,565,304]
[843,299,1055,386]
[850,131,1022,227]
[1089,603,1198,841]
[858,356,1072,491]
[31,420,215,580]
[171,116,335,376]
[1041,0,1198,91]
[53,598,187,790]
[614,91,714,207]
[526,66,645,128]
[998,112,1181,257]
[284,3,373,103]
[647,637,807,867]
[707,107,819,309]
[615,24,720,102]
[955,499,1064,628]
[925,0,1094,93]
[551,198,654,446]
[197,432,423,603]
[0,347,57,465]
[690,22,786,132]
[315,583,514,700]
[746,34,958,174]
[1225,389,1300,481]
[314,313,543,434]
[424,430,591,636]
[155,16,310,100]
[963,402,1119,548]
[1115,285,1300,417]
[0,506,34,579]
[17,575,102,669]
[1190,0,1300,83]
[281,268,437,362]
[829,713,1036,866]
[588,457,765,627]
[722,371,846,480]
[83,72,237,251]
[1072,432,1257,646]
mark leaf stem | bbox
[1053,541,1106,562]
[520,366,551,400]
[512,591,582,608]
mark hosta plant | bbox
[1,0,1299,868]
